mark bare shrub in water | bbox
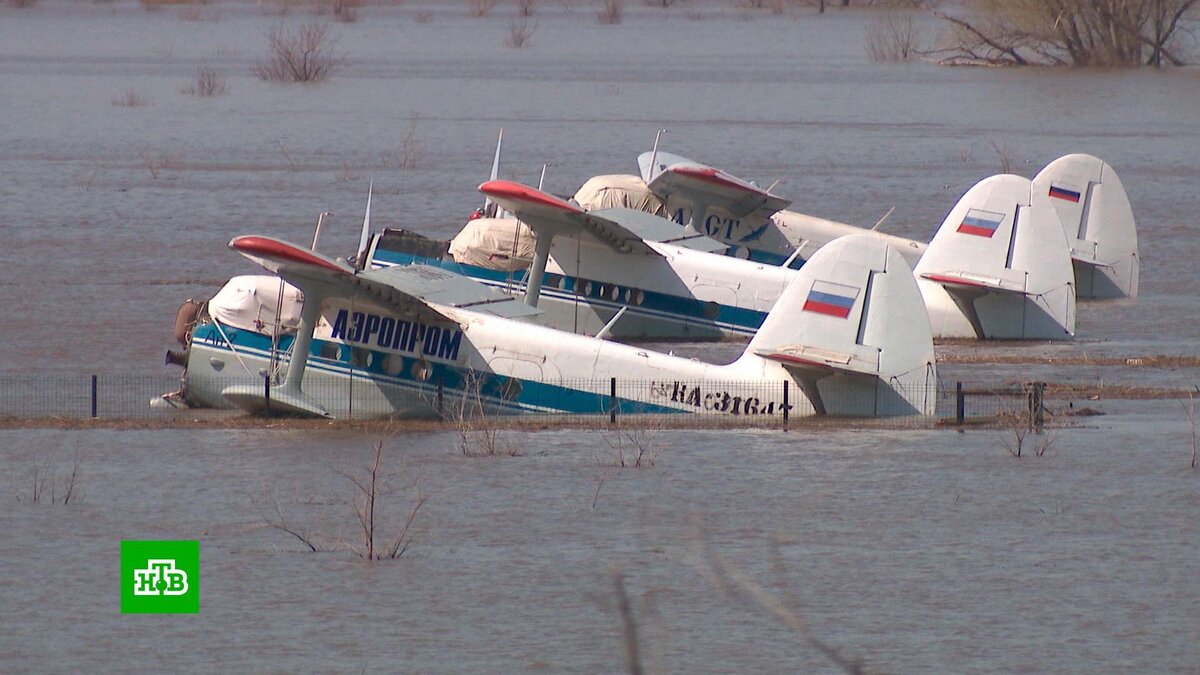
[322,0,361,23]
[598,424,662,468]
[112,88,149,107]
[507,17,537,48]
[339,440,426,560]
[382,115,424,170]
[261,440,425,560]
[254,22,344,83]
[181,66,227,97]
[865,10,922,62]
[598,0,623,24]
[516,0,534,17]
[16,450,83,505]
[467,0,496,17]
[448,372,521,457]
[927,0,1199,67]
[999,383,1054,458]
[987,137,1014,174]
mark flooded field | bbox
[1,1,1198,671]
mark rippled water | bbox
[1,3,1198,672]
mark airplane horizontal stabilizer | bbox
[638,151,792,218]
[913,175,1076,340]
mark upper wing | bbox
[590,207,729,253]
[478,180,663,257]
[637,151,792,218]
[229,236,540,322]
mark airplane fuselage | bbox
[370,234,794,340]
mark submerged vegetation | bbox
[254,21,344,83]
[927,0,1198,67]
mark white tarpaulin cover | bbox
[208,275,304,334]
[573,174,665,216]
[449,217,536,271]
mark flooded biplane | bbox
[159,233,936,420]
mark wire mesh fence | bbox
[0,373,1063,429]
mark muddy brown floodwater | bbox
[1,2,1198,672]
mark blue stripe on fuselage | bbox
[370,250,768,335]
[190,323,684,415]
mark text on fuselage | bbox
[329,309,463,361]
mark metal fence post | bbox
[782,380,789,429]
[1033,381,1045,432]
[90,375,98,419]
[956,381,964,425]
[437,375,444,419]
[609,377,617,425]
[263,373,271,417]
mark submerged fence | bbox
[0,373,1053,428]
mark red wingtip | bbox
[479,180,582,214]
[671,166,765,195]
[920,273,988,289]
[229,235,348,274]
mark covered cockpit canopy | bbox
[448,216,536,271]
[208,274,304,334]
[572,174,665,216]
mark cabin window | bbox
[499,377,523,401]
[384,354,406,376]
[632,289,645,306]
[411,359,432,382]
[703,301,720,320]
[319,342,339,360]
[545,273,563,289]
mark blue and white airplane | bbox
[164,233,937,419]
[364,172,1078,341]
[629,151,1138,300]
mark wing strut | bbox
[525,231,554,307]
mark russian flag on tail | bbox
[803,280,859,319]
[957,208,1005,238]
[1048,183,1082,203]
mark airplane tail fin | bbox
[913,174,1076,340]
[738,233,936,416]
[1032,154,1139,298]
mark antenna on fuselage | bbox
[355,179,373,270]
[870,206,895,232]
[312,211,332,250]
[537,163,550,191]
[646,128,668,184]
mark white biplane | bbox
[163,233,937,419]
[631,151,1139,300]
[367,169,1080,341]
